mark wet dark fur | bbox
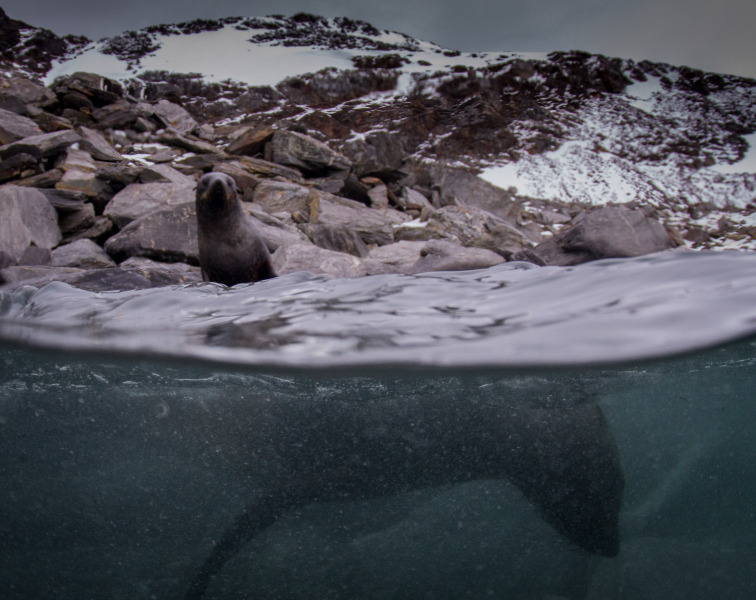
[185,394,624,599]
[195,172,276,286]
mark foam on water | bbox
[2,250,756,369]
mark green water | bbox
[1,339,755,599]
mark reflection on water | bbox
[1,339,754,599]
[2,251,756,368]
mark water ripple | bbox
[1,251,756,369]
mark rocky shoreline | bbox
[0,67,685,292]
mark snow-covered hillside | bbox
[2,10,755,251]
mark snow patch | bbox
[711,132,756,175]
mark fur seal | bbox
[184,391,624,599]
[195,172,276,286]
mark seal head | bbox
[195,172,276,286]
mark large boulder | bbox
[103,181,194,228]
[523,206,676,266]
[104,202,198,264]
[0,107,42,144]
[0,185,61,262]
[268,130,351,176]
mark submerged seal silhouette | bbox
[184,392,624,599]
[195,172,276,286]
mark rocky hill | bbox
[0,9,754,291]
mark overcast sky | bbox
[3,0,755,78]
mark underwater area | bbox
[1,250,756,599]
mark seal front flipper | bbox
[185,485,305,600]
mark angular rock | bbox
[272,241,366,278]
[0,107,42,144]
[523,206,676,266]
[366,181,390,208]
[243,205,310,252]
[212,161,260,193]
[54,147,110,200]
[252,180,315,215]
[53,72,124,108]
[300,223,369,257]
[394,205,533,258]
[28,110,75,134]
[103,181,194,228]
[342,130,406,178]
[226,124,274,156]
[91,99,141,129]
[18,245,52,266]
[410,239,505,273]
[236,156,302,182]
[397,187,433,212]
[314,194,408,247]
[104,202,198,264]
[157,132,226,156]
[59,202,96,236]
[0,129,81,160]
[96,164,141,189]
[0,265,84,287]
[174,153,227,174]
[13,168,64,188]
[365,240,427,274]
[76,126,123,161]
[0,152,38,182]
[51,239,116,269]
[151,99,197,135]
[117,257,202,287]
[268,130,351,176]
[139,163,195,186]
[0,185,61,261]
[253,181,407,247]
[0,76,57,110]
[63,216,113,244]
[427,164,520,220]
